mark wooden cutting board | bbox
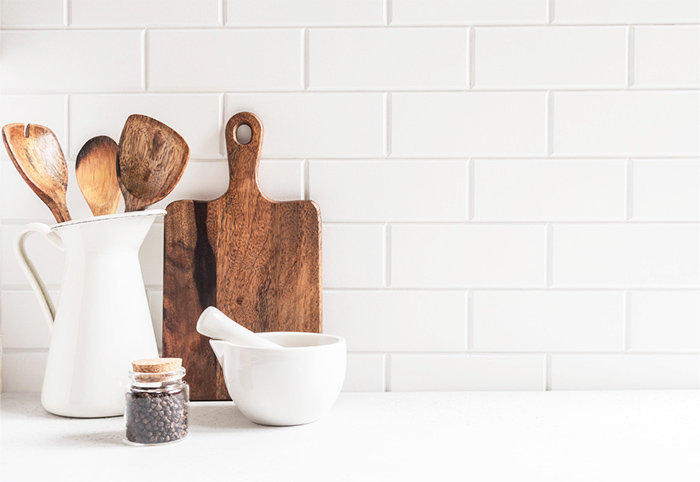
[162,112,322,401]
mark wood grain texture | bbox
[162,112,322,401]
[117,114,189,212]
[2,123,71,223]
[76,136,120,216]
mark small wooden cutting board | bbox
[162,112,322,400]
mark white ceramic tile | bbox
[634,26,700,88]
[70,94,221,159]
[553,0,700,24]
[148,159,303,211]
[474,27,626,88]
[324,291,466,351]
[631,160,700,220]
[390,354,546,391]
[148,30,302,92]
[1,290,57,348]
[551,224,700,288]
[392,93,546,157]
[226,0,384,26]
[550,355,700,390]
[258,160,305,202]
[139,223,164,287]
[0,0,64,28]
[342,354,386,392]
[0,95,66,162]
[309,28,467,90]
[472,291,624,352]
[2,352,47,392]
[0,31,141,93]
[309,160,467,222]
[629,291,700,352]
[552,92,700,156]
[1,160,94,221]
[1,223,66,288]
[322,225,384,288]
[148,290,164,352]
[391,0,547,25]
[226,94,384,158]
[71,0,220,27]
[392,224,546,288]
[473,159,626,220]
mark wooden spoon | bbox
[117,114,190,212]
[2,123,71,223]
[75,136,120,216]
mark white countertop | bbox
[2,391,699,481]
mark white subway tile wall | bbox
[1,0,698,393]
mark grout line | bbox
[625,158,634,220]
[384,0,392,26]
[64,95,71,156]
[624,290,632,351]
[141,30,148,91]
[219,0,227,26]
[546,0,554,24]
[545,223,554,287]
[63,0,70,26]
[219,93,227,156]
[303,159,310,200]
[3,348,50,355]
[385,354,392,392]
[302,28,309,90]
[384,92,392,158]
[352,350,700,356]
[7,88,700,95]
[467,158,475,220]
[466,290,473,351]
[383,223,392,287]
[8,154,699,161]
[545,91,554,156]
[626,26,635,88]
[7,23,699,31]
[4,219,699,226]
[4,347,700,356]
[4,286,700,293]
[468,26,475,89]
[545,354,552,390]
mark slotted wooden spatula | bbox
[2,123,71,223]
[162,112,322,401]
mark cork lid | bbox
[131,358,184,383]
[132,358,182,373]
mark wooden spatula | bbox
[117,114,190,212]
[2,123,71,223]
[76,136,120,216]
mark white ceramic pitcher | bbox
[14,211,164,418]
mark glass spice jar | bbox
[124,358,189,446]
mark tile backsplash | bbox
[1,0,699,392]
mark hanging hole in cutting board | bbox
[235,124,252,145]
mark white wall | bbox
[1,0,699,392]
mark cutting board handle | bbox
[225,112,264,195]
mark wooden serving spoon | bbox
[117,115,190,212]
[2,123,71,223]
[75,136,120,216]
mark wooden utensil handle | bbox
[225,112,264,192]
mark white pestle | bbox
[196,306,283,349]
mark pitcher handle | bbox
[14,223,63,332]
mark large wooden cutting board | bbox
[162,112,322,400]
